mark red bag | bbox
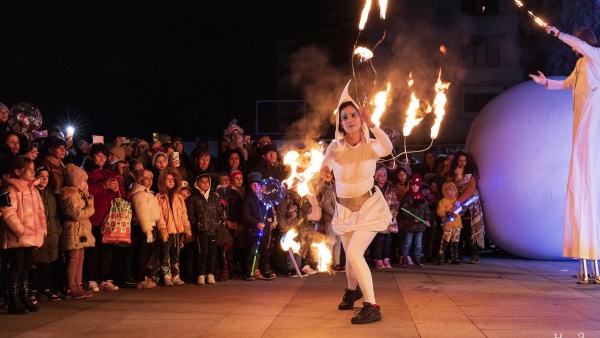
[101,197,132,244]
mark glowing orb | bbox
[466,77,572,260]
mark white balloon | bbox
[466,77,572,260]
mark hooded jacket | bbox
[186,175,225,235]
[437,182,462,231]
[33,187,62,263]
[400,187,430,233]
[126,182,160,234]
[156,191,190,235]
[0,176,47,249]
[59,186,96,250]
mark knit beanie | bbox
[0,102,8,112]
[65,164,88,190]
[410,173,423,186]
[230,169,243,181]
[247,171,262,185]
[34,165,49,177]
[151,152,167,167]
[374,165,387,179]
[136,169,153,184]
[109,146,126,161]
[261,143,278,156]
[224,119,244,136]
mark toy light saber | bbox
[441,195,480,226]
[401,208,427,224]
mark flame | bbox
[282,148,325,197]
[354,47,374,61]
[439,45,447,55]
[514,0,547,27]
[359,0,372,30]
[430,69,451,139]
[407,72,414,88]
[402,93,424,136]
[371,82,391,127]
[514,0,523,8]
[283,151,300,188]
[281,229,301,253]
[379,0,388,19]
[311,241,332,272]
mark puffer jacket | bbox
[126,183,160,234]
[437,182,462,231]
[1,176,47,249]
[84,163,126,226]
[187,183,225,235]
[156,192,190,235]
[59,186,96,250]
[401,191,430,233]
[33,188,62,263]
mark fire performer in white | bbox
[320,81,393,324]
[530,26,600,283]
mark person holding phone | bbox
[445,151,484,264]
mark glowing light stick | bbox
[430,69,450,139]
[371,82,391,127]
[401,208,428,225]
[441,195,480,226]
[281,229,303,278]
[514,0,547,27]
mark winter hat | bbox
[410,173,423,187]
[172,136,184,144]
[136,169,153,183]
[109,146,126,160]
[151,152,167,167]
[230,169,243,181]
[442,182,458,197]
[261,143,278,156]
[34,165,49,176]
[374,165,387,179]
[247,171,262,185]
[65,164,88,190]
[224,119,244,136]
[159,134,172,145]
[0,102,8,112]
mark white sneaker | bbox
[172,275,185,286]
[207,274,216,284]
[196,275,205,285]
[407,256,414,266]
[99,280,119,291]
[88,281,100,292]
[302,265,317,275]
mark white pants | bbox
[341,230,377,304]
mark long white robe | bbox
[547,33,600,259]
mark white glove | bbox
[546,25,559,36]
[146,231,154,243]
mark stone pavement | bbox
[2,257,600,338]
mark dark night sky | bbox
[0,1,342,142]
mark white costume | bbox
[547,33,600,260]
[321,81,393,304]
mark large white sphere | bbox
[465,77,572,260]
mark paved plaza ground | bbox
[2,255,600,337]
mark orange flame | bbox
[403,93,424,136]
[283,148,324,197]
[281,229,301,253]
[311,241,332,272]
[359,0,372,30]
[514,0,547,26]
[371,82,391,127]
[407,72,414,88]
[430,69,451,139]
[283,151,299,188]
[379,0,388,19]
[439,45,447,55]
[354,47,374,61]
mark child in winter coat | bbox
[187,173,225,285]
[126,169,160,289]
[32,165,62,301]
[156,168,191,287]
[437,182,463,265]
[60,164,96,299]
[1,157,47,314]
[372,165,399,269]
[400,174,430,267]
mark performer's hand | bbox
[425,221,430,227]
[257,223,265,230]
[528,71,547,85]
[320,165,331,180]
[546,25,559,36]
[360,107,376,128]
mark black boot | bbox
[338,286,363,310]
[451,242,462,265]
[20,281,39,312]
[7,283,27,315]
[351,302,382,324]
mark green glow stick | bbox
[401,208,427,224]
